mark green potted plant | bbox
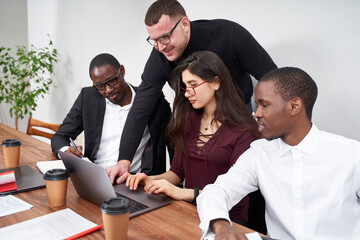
[0,39,59,130]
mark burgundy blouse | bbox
[170,113,257,222]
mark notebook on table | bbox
[0,165,45,195]
[36,157,90,174]
[59,151,171,218]
[36,160,66,174]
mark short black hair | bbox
[89,53,120,78]
[260,67,318,120]
[145,0,186,26]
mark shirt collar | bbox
[104,82,135,110]
[278,123,319,156]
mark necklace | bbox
[203,118,213,131]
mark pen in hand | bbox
[69,137,83,158]
[69,137,77,149]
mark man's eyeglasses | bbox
[181,81,207,96]
[93,69,121,91]
[146,17,183,47]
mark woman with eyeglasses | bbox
[126,51,259,226]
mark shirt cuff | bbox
[200,219,215,240]
[201,227,215,240]
[200,219,232,240]
[58,146,69,158]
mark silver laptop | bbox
[58,151,171,218]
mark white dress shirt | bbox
[94,84,150,173]
[197,124,360,240]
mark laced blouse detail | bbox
[196,131,215,154]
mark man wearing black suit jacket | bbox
[51,53,172,183]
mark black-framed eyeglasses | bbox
[146,17,183,47]
[93,69,121,91]
[181,81,207,96]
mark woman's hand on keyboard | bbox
[125,172,153,190]
[144,179,194,201]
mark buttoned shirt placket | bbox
[291,147,305,240]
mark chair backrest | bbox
[26,117,61,140]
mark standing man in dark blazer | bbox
[51,53,172,183]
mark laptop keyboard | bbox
[116,193,149,214]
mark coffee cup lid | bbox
[100,197,130,215]
[1,139,21,147]
[43,168,69,181]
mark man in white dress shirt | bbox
[197,67,360,240]
[51,53,172,184]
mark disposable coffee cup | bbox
[100,197,130,240]
[43,169,70,206]
[1,139,21,168]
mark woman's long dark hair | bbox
[167,51,259,163]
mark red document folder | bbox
[0,170,17,193]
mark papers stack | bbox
[0,195,33,217]
[0,208,101,240]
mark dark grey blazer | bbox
[51,86,172,175]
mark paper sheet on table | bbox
[0,195,33,217]
[203,231,269,240]
[0,208,99,240]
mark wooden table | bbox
[0,123,261,239]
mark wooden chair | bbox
[26,117,61,140]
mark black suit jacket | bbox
[51,86,172,175]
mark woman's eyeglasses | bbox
[93,69,121,91]
[181,81,207,96]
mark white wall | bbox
[0,0,28,131]
[1,0,359,141]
